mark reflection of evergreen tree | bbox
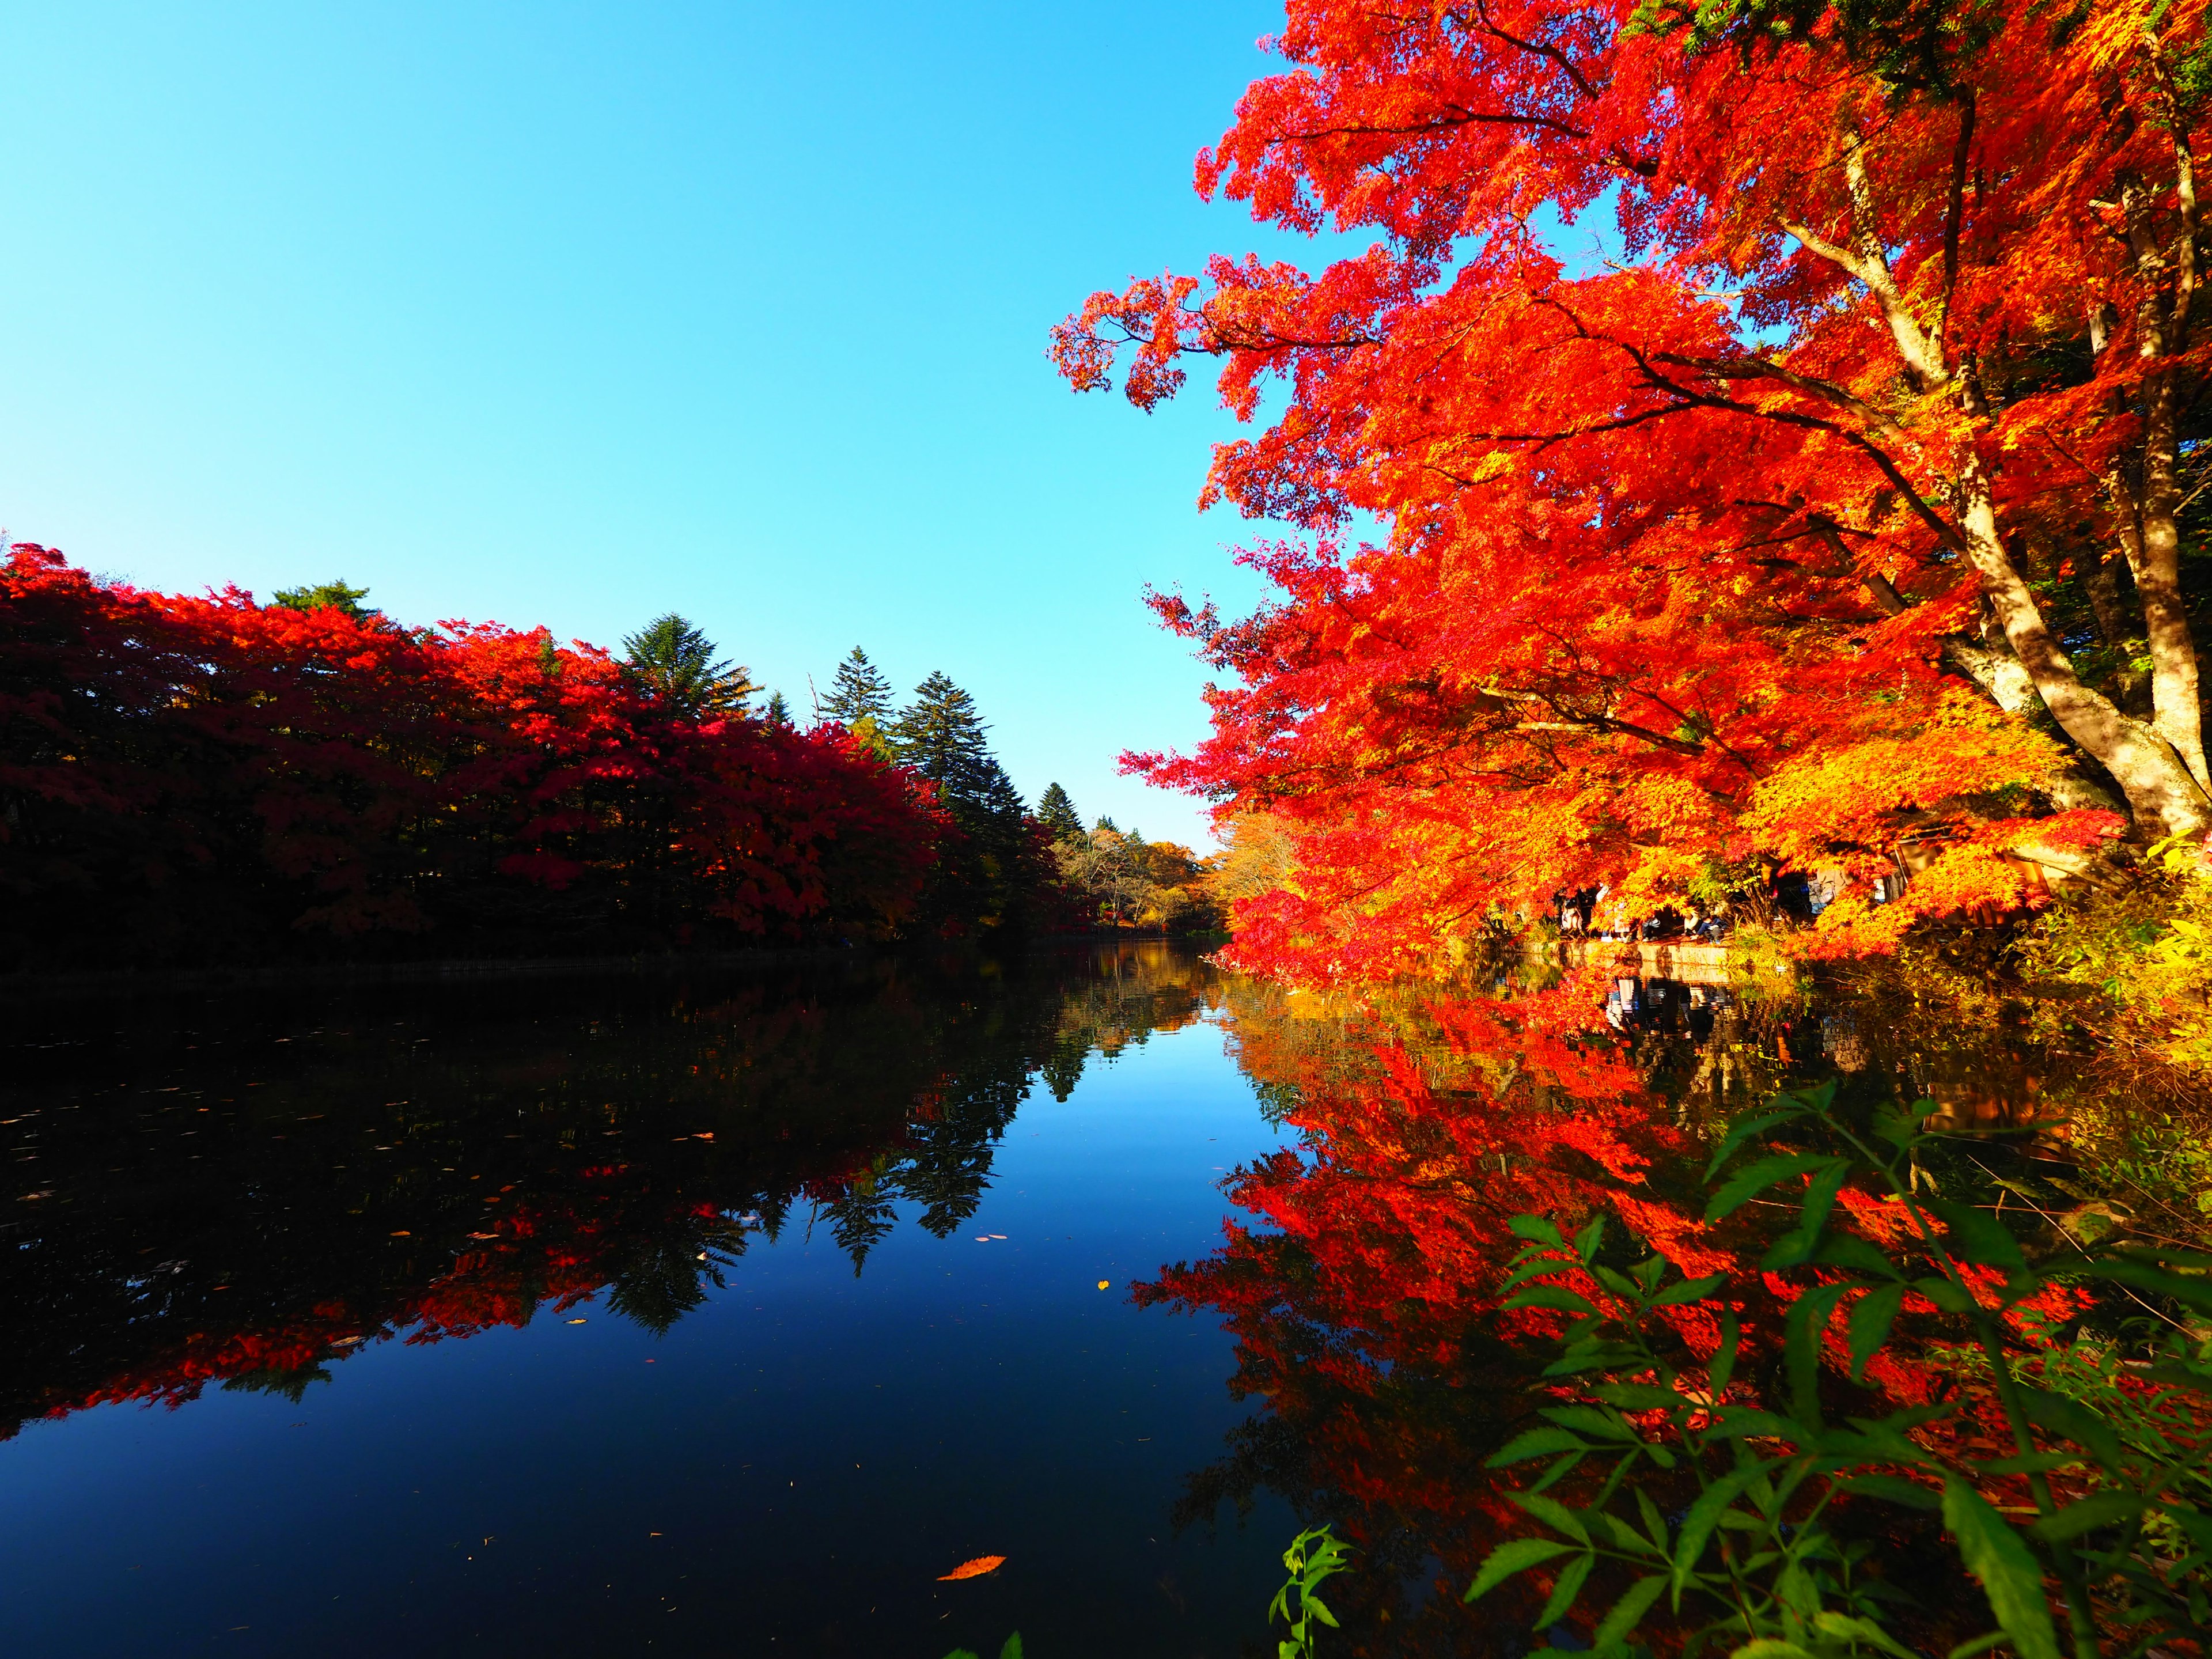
[817,1181,899,1274]
[0,943,1228,1433]
[606,1233,718,1335]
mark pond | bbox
[0,945,1298,1658]
[2,942,2200,1657]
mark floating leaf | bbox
[938,1555,1007,1582]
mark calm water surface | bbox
[0,945,1296,1657]
[9,940,2135,1658]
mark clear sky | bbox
[0,1,1324,849]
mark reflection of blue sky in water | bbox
[0,952,1294,1658]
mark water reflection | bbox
[0,945,1217,1441]
[1143,965,2212,1653]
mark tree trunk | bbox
[1956,459,2210,836]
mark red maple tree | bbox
[1058,0,2210,982]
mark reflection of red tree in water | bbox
[1146,983,2090,1653]
[4,946,1218,1437]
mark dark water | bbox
[9,943,2176,1659]
[0,946,1297,1658]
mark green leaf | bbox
[1707,1153,1843,1224]
[2070,1255,2212,1319]
[1000,1638,1025,1659]
[1498,1256,1581,1295]
[1942,1479,2061,1659]
[1650,1272,1729,1307]
[1847,1283,1907,1382]
[1589,1382,1684,1411]
[1540,1405,1638,1442]
[2014,1387,2127,1465]
[1465,1537,1578,1601]
[1635,1487,1671,1552]
[1506,1285,1604,1319]
[1705,1109,1801,1180]
[1839,1473,1941,1509]
[1912,1274,1978,1313]
[2031,1493,2146,1543]
[1575,1213,1607,1263]
[1761,1161,1855,1269]
[1812,1234,1902,1279]
[1727,1643,1817,1659]
[1810,1611,1918,1658]
[1710,1310,1740,1399]
[1514,1491,1592,1544]
[1535,1550,1594,1628]
[1922,1198,2025,1270]
[1673,1464,1763,1590]
[1488,1426,1592,1467]
[1590,1575,1669,1650]
[1783,1282,1854,1426]
[1510,1215,1566,1247]
[1970,1452,2077,1477]
[1707,1406,1801,1442]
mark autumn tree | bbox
[1057,0,2212,980]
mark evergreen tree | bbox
[1037,782,1084,844]
[762,690,793,727]
[820,647,894,728]
[891,672,993,799]
[271,578,378,621]
[621,614,757,718]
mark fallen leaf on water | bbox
[566,1318,587,1324]
[1097,1280,1110,1290]
[938,1555,1006,1582]
[389,1230,411,1237]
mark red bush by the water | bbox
[0,544,942,965]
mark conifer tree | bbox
[820,648,894,729]
[891,672,994,800]
[271,579,377,622]
[620,615,756,718]
[1037,782,1084,844]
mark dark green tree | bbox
[762,690,793,728]
[891,672,994,798]
[620,613,757,719]
[1037,782,1084,844]
[820,647,894,728]
[270,578,377,621]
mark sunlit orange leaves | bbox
[1060,0,2212,983]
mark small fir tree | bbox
[621,614,757,718]
[820,647,895,728]
[271,579,378,621]
[1037,782,1084,844]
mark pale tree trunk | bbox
[1783,116,2212,838]
[1953,461,2209,834]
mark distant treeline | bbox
[0,546,1093,971]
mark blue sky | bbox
[0,0,1328,849]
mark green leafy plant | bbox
[944,1634,1022,1659]
[1466,1081,2212,1659]
[1270,1524,1354,1659]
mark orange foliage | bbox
[1061,0,2212,985]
